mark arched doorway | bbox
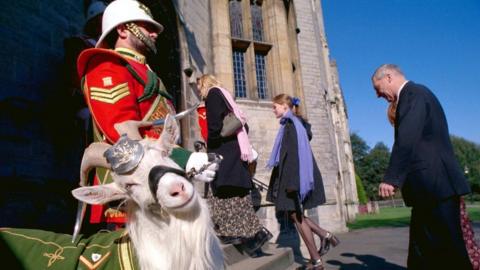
[141,0,182,108]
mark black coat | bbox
[385,81,470,207]
[205,88,253,197]
[266,119,326,211]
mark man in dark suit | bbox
[372,64,472,269]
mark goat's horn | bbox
[79,142,112,186]
[114,120,152,140]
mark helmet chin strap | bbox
[125,22,157,54]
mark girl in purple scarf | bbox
[266,94,339,269]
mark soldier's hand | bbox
[186,153,222,182]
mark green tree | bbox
[350,133,391,200]
[451,136,480,195]
[350,132,370,164]
[355,174,368,204]
[360,142,391,200]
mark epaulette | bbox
[77,48,127,79]
[77,48,173,102]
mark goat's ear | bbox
[156,114,179,157]
[71,183,127,205]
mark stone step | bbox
[285,262,303,270]
[225,243,294,270]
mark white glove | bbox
[251,148,259,162]
[185,152,222,182]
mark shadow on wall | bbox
[0,0,87,233]
[0,94,83,234]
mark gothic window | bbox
[229,0,243,38]
[255,53,267,99]
[233,50,247,98]
[230,0,272,100]
[251,1,264,41]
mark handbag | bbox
[221,112,243,137]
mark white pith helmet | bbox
[85,1,107,23]
[96,0,164,48]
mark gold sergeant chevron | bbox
[90,82,130,104]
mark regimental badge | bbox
[138,3,153,17]
[91,253,102,262]
[89,82,130,104]
[102,77,113,87]
[79,252,111,270]
[104,134,144,174]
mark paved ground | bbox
[319,227,409,270]
[286,222,480,270]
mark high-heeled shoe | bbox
[318,231,340,256]
[309,258,324,270]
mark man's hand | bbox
[378,182,396,198]
[186,152,222,182]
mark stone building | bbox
[0,0,357,235]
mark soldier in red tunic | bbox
[77,0,217,228]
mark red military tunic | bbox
[78,47,173,144]
[77,47,189,225]
[197,104,208,141]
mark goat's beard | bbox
[125,22,157,54]
[126,198,223,270]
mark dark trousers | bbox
[408,196,472,270]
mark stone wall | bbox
[177,0,356,234]
[292,0,348,232]
[0,0,87,231]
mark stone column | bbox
[210,0,234,92]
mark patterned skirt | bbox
[460,197,480,269]
[207,194,263,238]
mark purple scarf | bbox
[267,110,314,202]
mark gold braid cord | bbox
[125,22,157,54]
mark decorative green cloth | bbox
[0,228,138,270]
[170,147,191,170]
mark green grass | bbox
[347,205,480,230]
[467,204,480,221]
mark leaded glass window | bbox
[233,50,247,98]
[255,53,268,99]
[229,0,243,38]
[251,1,264,41]
[230,0,271,99]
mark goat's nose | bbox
[169,182,185,197]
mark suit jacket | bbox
[385,81,470,207]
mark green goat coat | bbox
[0,228,138,270]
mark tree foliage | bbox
[355,174,368,204]
[359,142,391,200]
[350,132,370,164]
[451,136,480,194]
[351,133,391,200]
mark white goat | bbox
[0,115,224,270]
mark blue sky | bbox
[321,0,480,149]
